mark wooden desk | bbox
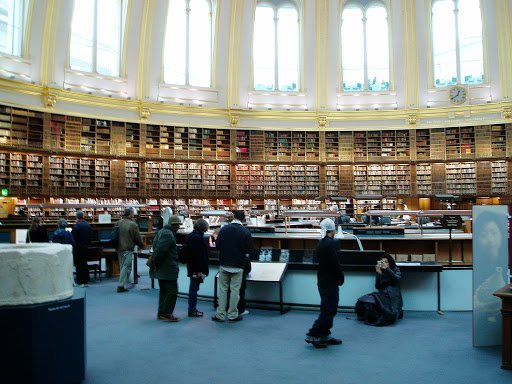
[493,284,512,370]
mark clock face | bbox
[449,85,467,104]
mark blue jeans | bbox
[188,277,201,313]
[308,285,339,337]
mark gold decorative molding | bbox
[407,114,418,125]
[139,105,151,119]
[317,115,328,129]
[229,114,240,127]
[503,107,512,119]
[43,88,57,108]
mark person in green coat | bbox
[151,215,182,322]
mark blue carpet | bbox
[82,274,511,384]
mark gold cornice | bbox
[0,78,509,125]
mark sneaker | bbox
[158,314,179,322]
[228,315,243,322]
[117,286,128,293]
[188,311,204,317]
[305,335,328,348]
[211,315,225,322]
[240,310,250,316]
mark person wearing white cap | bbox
[305,218,345,348]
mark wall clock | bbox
[448,85,468,105]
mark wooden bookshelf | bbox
[491,161,507,195]
[446,162,476,195]
[416,164,432,196]
[325,165,340,196]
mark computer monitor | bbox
[138,218,148,232]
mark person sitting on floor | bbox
[355,253,403,326]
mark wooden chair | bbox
[87,246,105,281]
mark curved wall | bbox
[0,1,511,132]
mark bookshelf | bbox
[445,126,475,159]
[235,164,251,195]
[125,160,141,195]
[325,132,339,160]
[416,164,432,196]
[0,106,44,149]
[0,152,8,187]
[325,165,340,196]
[415,129,430,159]
[491,161,507,195]
[491,124,507,157]
[446,162,476,195]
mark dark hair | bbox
[29,216,41,231]
[124,207,134,217]
[233,210,245,222]
[194,218,209,232]
[76,210,84,219]
[384,253,397,269]
[57,218,67,229]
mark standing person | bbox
[152,215,182,322]
[227,255,252,316]
[186,218,210,317]
[212,210,253,322]
[305,218,345,348]
[115,207,143,293]
[26,216,49,243]
[72,211,93,287]
[52,218,75,247]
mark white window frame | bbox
[163,0,215,88]
[252,0,301,93]
[69,0,126,78]
[430,0,485,88]
[340,0,390,93]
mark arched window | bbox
[0,0,29,56]
[253,1,300,92]
[341,1,389,92]
[163,0,214,87]
[69,0,126,77]
[432,0,484,87]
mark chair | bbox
[87,246,105,281]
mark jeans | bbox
[117,250,133,287]
[158,279,178,316]
[188,277,201,313]
[308,285,339,337]
[216,268,243,320]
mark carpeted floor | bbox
[81,268,511,384]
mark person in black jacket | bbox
[186,218,210,317]
[26,216,49,243]
[305,218,345,348]
[355,254,403,326]
[212,210,253,322]
[71,210,93,286]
